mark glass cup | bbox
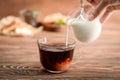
[37,37,76,73]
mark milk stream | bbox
[65,18,74,47]
[65,23,69,47]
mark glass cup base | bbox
[45,69,67,74]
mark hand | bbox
[86,0,120,23]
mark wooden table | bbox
[0,13,120,80]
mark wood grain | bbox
[0,0,120,79]
[0,19,120,79]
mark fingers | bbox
[87,0,120,23]
[84,5,93,13]
[87,0,101,6]
[87,0,96,5]
[88,0,109,21]
[108,0,120,4]
[100,4,120,23]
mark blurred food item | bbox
[42,22,66,32]
[44,13,66,23]
[20,9,40,27]
[0,16,43,36]
[43,13,67,32]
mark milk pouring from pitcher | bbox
[67,0,102,43]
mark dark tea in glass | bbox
[37,37,75,73]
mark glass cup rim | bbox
[37,36,76,48]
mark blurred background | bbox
[0,0,119,34]
[0,0,119,22]
[0,0,81,20]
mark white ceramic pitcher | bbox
[68,18,102,43]
[66,1,102,43]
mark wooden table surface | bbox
[0,12,120,80]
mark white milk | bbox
[67,18,102,43]
[65,24,69,47]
